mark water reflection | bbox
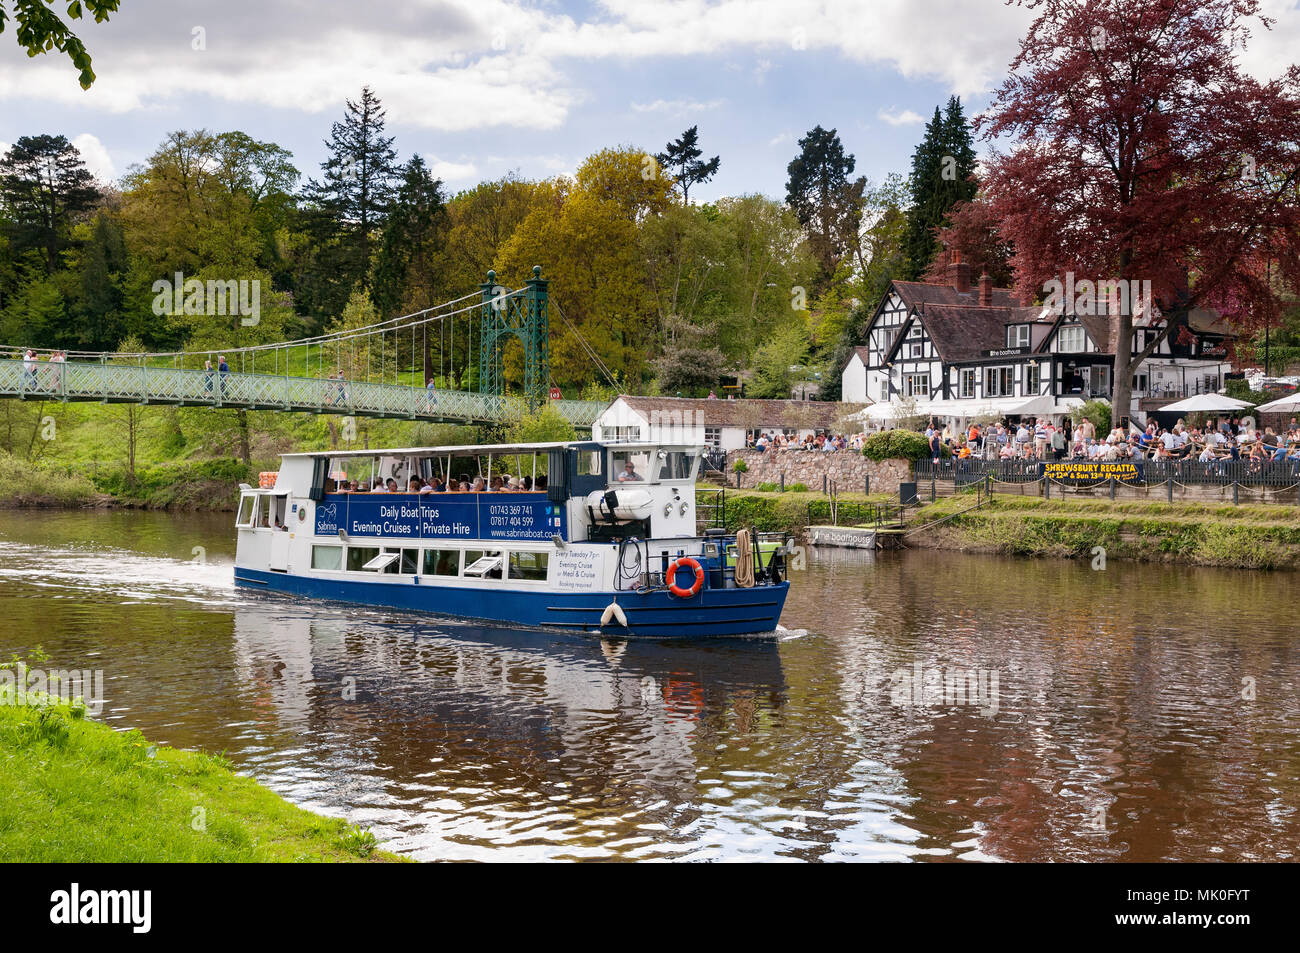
[1,511,1298,861]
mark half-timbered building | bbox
[842,259,1234,427]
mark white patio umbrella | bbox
[1157,393,1256,413]
[1253,393,1300,414]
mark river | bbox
[1,510,1297,861]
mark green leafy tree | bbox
[299,86,399,318]
[0,0,120,88]
[784,125,866,290]
[654,126,720,204]
[902,96,978,280]
[0,134,101,273]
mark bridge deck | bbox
[0,360,603,427]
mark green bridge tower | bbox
[479,266,550,410]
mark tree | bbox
[654,126,721,203]
[654,312,727,395]
[373,156,447,381]
[0,0,120,88]
[902,97,978,279]
[0,134,101,273]
[299,86,399,315]
[748,321,811,398]
[979,0,1300,425]
[922,195,1014,288]
[784,126,866,288]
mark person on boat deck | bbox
[472,476,486,492]
[370,479,387,492]
[386,478,399,492]
[408,476,422,493]
[459,480,471,491]
[619,460,643,482]
[324,478,337,493]
[420,478,438,494]
[522,475,533,491]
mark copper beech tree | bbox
[978,0,1300,424]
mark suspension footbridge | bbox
[0,269,610,429]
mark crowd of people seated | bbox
[929,416,1300,468]
[323,473,548,494]
[748,431,864,452]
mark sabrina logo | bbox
[315,503,338,533]
[49,884,151,934]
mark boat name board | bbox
[314,492,566,541]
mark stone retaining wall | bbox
[726,449,910,495]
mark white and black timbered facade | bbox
[842,265,1234,426]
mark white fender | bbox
[600,600,628,627]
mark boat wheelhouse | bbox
[233,441,790,637]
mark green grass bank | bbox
[707,487,1300,571]
[904,494,1300,570]
[0,686,405,862]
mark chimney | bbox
[978,272,993,307]
[947,250,971,294]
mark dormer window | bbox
[1007,324,1030,348]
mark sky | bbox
[2,0,1299,201]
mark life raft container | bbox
[666,556,704,598]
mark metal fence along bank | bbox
[915,456,1300,504]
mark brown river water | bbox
[1,510,1297,861]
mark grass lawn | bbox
[0,689,406,863]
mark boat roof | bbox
[281,440,697,460]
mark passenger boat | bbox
[233,441,790,637]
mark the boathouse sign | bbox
[314,493,565,541]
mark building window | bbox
[1058,326,1086,352]
[984,366,1014,397]
[704,427,721,448]
[1007,325,1030,348]
[909,342,923,358]
[1025,363,1040,393]
[606,425,641,442]
[959,368,975,398]
[903,373,929,398]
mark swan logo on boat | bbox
[315,503,338,535]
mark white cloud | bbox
[71,133,116,182]
[877,108,925,126]
[424,154,478,182]
[1,0,1295,136]
[767,132,791,147]
[0,140,9,158]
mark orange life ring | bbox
[666,556,704,598]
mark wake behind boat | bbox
[233,441,790,637]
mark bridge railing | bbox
[0,360,605,427]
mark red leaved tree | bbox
[979,0,1300,423]
[922,196,1016,289]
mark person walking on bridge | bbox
[217,355,229,398]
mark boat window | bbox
[422,549,460,576]
[654,450,694,481]
[389,548,420,574]
[362,552,401,572]
[346,547,380,572]
[508,551,549,582]
[236,494,258,527]
[578,450,602,476]
[610,449,651,484]
[463,550,504,579]
[311,545,343,571]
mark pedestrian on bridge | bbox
[203,360,214,396]
[218,355,229,397]
[425,377,438,412]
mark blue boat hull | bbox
[234,567,789,638]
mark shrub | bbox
[733,458,748,473]
[863,429,931,462]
